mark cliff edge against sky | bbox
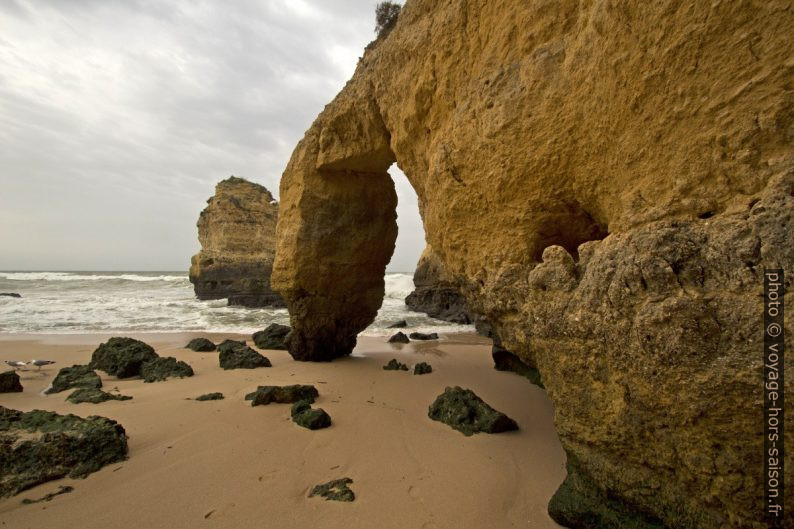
[272,1,793,528]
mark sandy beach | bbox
[0,332,565,529]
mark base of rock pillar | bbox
[548,458,669,529]
[286,329,357,362]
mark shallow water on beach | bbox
[0,271,473,336]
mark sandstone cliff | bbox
[405,246,471,323]
[190,177,283,307]
[272,2,793,528]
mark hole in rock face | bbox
[698,211,714,219]
[387,165,425,274]
[532,201,608,261]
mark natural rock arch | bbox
[273,2,793,528]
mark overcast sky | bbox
[0,0,423,273]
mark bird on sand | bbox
[29,359,56,370]
[5,360,27,370]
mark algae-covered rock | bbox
[428,386,518,436]
[185,338,216,352]
[219,345,271,370]
[66,388,132,404]
[291,400,332,430]
[46,365,102,394]
[492,346,543,388]
[246,385,318,406]
[309,477,355,502]
[383,359,408,371]
[252,323,290,350]
[216,339,247,354]
[0,406,128,498]
[140,357,194,383]
[0,370,23,393]
[387,332,410,344]
[409,332,438,341]
[195,392,224,401]
[413,362,432,375]
[90,337,158,378]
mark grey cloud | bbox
[0,1,423,272]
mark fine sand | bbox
[0,332,565,529]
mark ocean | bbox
[0,271,473,336]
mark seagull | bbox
[29,359,56,370]
[5,360,27,370]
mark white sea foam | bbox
[0,271,474,335]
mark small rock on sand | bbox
[387,332,410,344]
[383,359,408,371]
[409,332,439,340]
[185,338,216,352]
[66,388,132,404]
[413,362,433,375]
[252,323,290,350]
[195,392,225,401]
[428,386,518,436]
[246,384,318,406]
[309,477,355,502]
[0,370,23,393]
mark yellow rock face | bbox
[190,177,282,307]
[273,1,793,527]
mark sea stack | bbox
[405,246,471,324]
[189,176,284,307]
[271,2,793,528]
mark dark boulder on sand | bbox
[219,345,271,370]
[387,319,407,328]
[90,337,158,378]
[185,338,216,352]
[216,339,247,354]
[0,406,128,498]
[428,386,518,436]
[309,477,355,502]
[195,392,224,401]
[46,365,102,394]
[387,332,410,344]
[409,332,438,341]
[291,400,331,430]
[0,371,23,393]
[413,362,432,375]
[252,323,290,350]
[66,388,132,404]
[0,293,21,298]
[383,359,408,371]
[246,384,318,406]
[140,357,194,383]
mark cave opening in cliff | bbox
[531,201,608,262]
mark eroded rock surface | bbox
[271,1,793,527]
[309,478,355,502]
[0,406,128,498]
[185,338,216,352]
[218,345,271,370]
[140,357,194,383]
[189,176,284,307]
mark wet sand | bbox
[0,332,565,529]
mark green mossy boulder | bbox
[185,338,216,352]
[252,323,290,350]
[246,385,318,406]
[428,386,518,436]
[290,399,331,430]
[0,406,128,498]
[46,365,101,394]
[66,388,132,404]
[216,339,246,354]
[383,358,408,371]
[140,357,194,382]
[89,337,158,378]
[195,392,224,401]
[309,477,355,502]
[219,345,271,370]
[409,332,438,340]
[413,362,433,375]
